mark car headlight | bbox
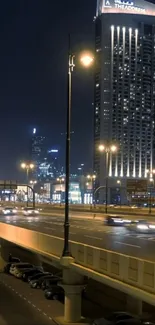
[113,219,123,223]
[137,224,148,230]
[35,210,39,214]
[149,225,155,229]
[13,209,17,213]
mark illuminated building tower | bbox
[94,0,155,191]
[31,128,46,179]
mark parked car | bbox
[8,254,20,263]
[28,272,51,283]
[4,258,20,274]
[44,285,64,301]
[41,276,61,290]
[22,268,43,282]
[23,207,39,216]
[91,312,154,325]
[30,274,54,288]
[92,312,136,325]
[10,263,33,277]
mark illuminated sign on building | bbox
[96,0,155,16]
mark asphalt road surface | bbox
[0,274,62,325]
[1,214,155,261]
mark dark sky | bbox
[0,0,96,181]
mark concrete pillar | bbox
[59,257,85,323]
[126,295,142,315]
[61,283,84,323]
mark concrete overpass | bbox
[0,223,155,322]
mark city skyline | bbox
[0,0,95,181]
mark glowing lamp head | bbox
[80,54,94,67]
[110,145,117,152]
[98,145,105,152]
[21,163,26,169]
[29,163,34,169]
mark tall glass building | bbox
[94,0,155,194]
[31,128,46,179]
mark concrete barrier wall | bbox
[0,222,155,296]
[71,242,155,294]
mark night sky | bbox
[0,0,96,181]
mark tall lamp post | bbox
[21,162,34,207]
[146,169,155,214]
[62,36,94,257]
[98,144,117,213]
[57,178,65,206]
[87,174,96,206]
[117,180,121,207]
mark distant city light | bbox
[48,149,58,153]
[33,128,36,134]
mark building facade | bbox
[94,0,155,200]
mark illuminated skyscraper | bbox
[94,0,155,190]
[31,128,46,179]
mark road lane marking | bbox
[44,226,56,231]
[115,241,141,248]
[84,235,102,240]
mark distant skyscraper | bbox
[94,0,155,191]
[31,128,46,179]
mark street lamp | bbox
[21,162,34,183]
[62,35,94,257]
[21,162,34,207]
[57,178,65,206]
[117,180,121,207]
[87,174,96,206]
[30,180,37,186]
[99,143,118,213]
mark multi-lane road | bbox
[1,212,155,261]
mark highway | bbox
[1,213,155,262]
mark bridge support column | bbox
[126,295,142,315]
[59,256,85,323]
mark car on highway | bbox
[30,273,54,288]
[41,276,61,290]
[44,285,64,300]
[104,215,131,226]
[126,219,155,233]
[28,271,51,284]
[10,263,33,277]
[22,268,43,282]
[23,207,39,216]
[1,207,17,215]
